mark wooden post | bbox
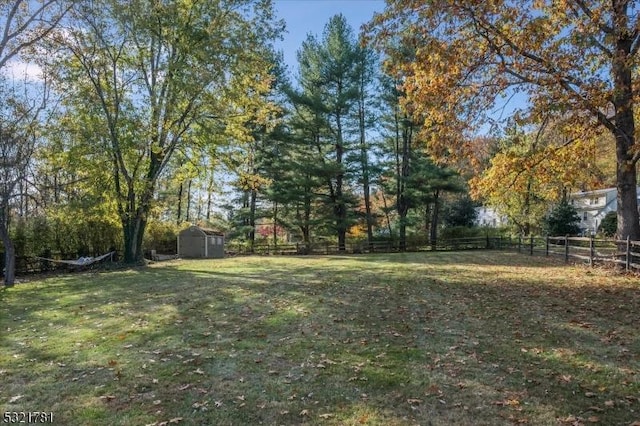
[589,234,594,267]
[564,235,569,263]
[530,235,534,255]
[518,235,522,253]
[545,235,549,256]
[626,236,631,271]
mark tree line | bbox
[2,1,636,286]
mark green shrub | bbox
[598,211,617,237]
[144,221,179,254]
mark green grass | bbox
[1,251,639,425]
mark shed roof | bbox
[180,225,224,236]
[200,227,224,236]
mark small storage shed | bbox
[177,226,225,259]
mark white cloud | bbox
[2,59,43,82]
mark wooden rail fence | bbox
[227,235,640,272]
[4,235,640,278]
[224,236,508,257]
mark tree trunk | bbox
[399,212,407,252]
[0,224,15,287]
[358,85,374,249]
[397,192,409,251]
[301,192,311,246]
[424,203,432,235]
[122,213,147,263]
[380,189,393,238]
[176,182,183,225]
[186,179,192,223]
[430,191,440,250]
[249,188,257,252]
[206,171,214,221]
[336,141,346,251]
[119,178,154,263]
[609,6,640,241]
[615,149,640,240]
[362,164,373,249]
[272,201,278,248]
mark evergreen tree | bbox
[287,14,362,250]
[544,199,581,236]
[443,196,479,228]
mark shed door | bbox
[179,233,206,258]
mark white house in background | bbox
[474,206,509,227]
[568,187,640,235]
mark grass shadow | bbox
[0,252,638,425]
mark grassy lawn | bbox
[1,251,638,425]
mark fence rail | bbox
[228,235,640,272]
[4,235,640,278]
[225,236,507,257]
[541,235,640,271]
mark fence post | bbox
[589,234,594,267]
[626,236,631,271]
[530,235,534,255]
[518,235,522,253]
[564,235,569,263]
[545,235,549,256]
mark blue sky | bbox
[273,0,385,75]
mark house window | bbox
[583,212,588,221]
[589,197,600,205]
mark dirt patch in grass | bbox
[1,251,638,425]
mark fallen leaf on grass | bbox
[8,395,23,403]
[493,399,520,407]
[148,418,184,426]
[319,413,334,419]
[559,375,572,383]
[425,384,442,396]
[558,415,586,425]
